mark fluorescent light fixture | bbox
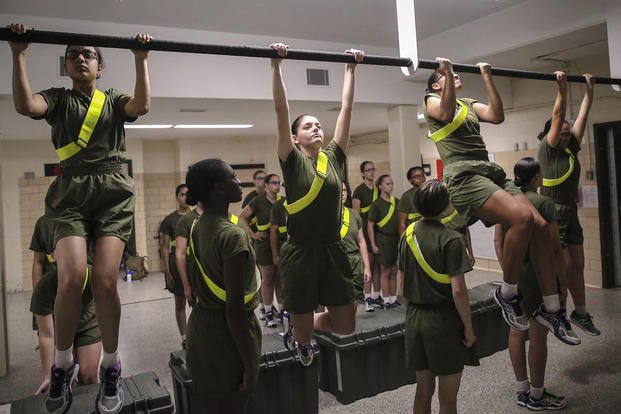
[172,124,253,129]
[124,124,173,129]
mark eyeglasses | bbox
[268,181,281,185]
[66,50,98,60]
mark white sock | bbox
[181,334,186,341]
[530,385,544,400]
[54,346,74,369]
[501,282,518,299]
[517,379,530,393]
[372,292,380,300]
[382,293,390,301]
[265,304,273,313]
[391,296,397,304]
[364,293,371,299]
[574,305,587,314]
[542,295,560,313]
[101,350,119,369]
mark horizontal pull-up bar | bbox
[1,28,620,86]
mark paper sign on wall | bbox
[579,185,598,208]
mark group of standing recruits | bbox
[8,21,600,414]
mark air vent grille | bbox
[306,68,329,86]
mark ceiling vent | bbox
[306,68,329,86]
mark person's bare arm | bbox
[32,252,46,289]
[425,57,456,123]
[546,71,568,149]
[451,274,475,347]
[472,62,504,124]
[123,34,152,117]
[34,314,54,394]
[570,74,594,143]
[175,236,195,304]
[332,49,365,153]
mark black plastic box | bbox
[10,371,173,413]
[169,333,319,414]
[314,281,509,404]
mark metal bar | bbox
[1,28,620,86]
[418,59,621,86]
[0,28,410,67]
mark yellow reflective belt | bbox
[284,151,328,215]
[229,214,239,225]
[405,223,451,284]
[257,222,271,231]
[278,226,287,234]
[82,267,90,293]
[249,216,258,226]
[440,209,458,225]
[377,196,396,228]
[56,89,106,161]
[542,148,575,187]
[360,186,379,214]
[340,207,351,239]
[189,218,258,304]
[408,212,422,222]
[46,254,56,263]
[427,99,468,143]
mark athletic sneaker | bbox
[372,296,384,309]
[383,302,394,310]
[394,300,402,307]
[181,339,187,350]
[517,391,530,407]
[560,311,581,344]
[493,286,529,331]
[281,311,294,350]
[44,361,79,414]
[534,306,581,345]
[96,361,124,414]
[296,343,315,367]
[526,389,567,411]
[356,293,365,304]
[265,311,277,328]
[259,306,266,320]
[570,311,601,336]
[364,298,375,312]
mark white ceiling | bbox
[0,1,611,142]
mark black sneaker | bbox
[364,297,375,312]
[265,311,277,328]
[372,296,384,309]
[383,302,394,310]
[493,286,529,331]
[534,306,581,345]
[44,361,79,413]
[526,389,566,411]
[570,311,601,336]
[517,391,529,407]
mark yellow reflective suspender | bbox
[360,186,379,214]
[56,89,106,161]
[377,196,396,228]
[427,99,468,143]
[440,209,458,225]
[189,217,259,304]
[255,194,280,231]
[405,223,451,284]
[407,212,422,222]
[542,148,575,187]
[229,214,239,225]
[284,151,329,215]
[340,207,351,240]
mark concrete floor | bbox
[0,269,619,413]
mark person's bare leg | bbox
[508,328,528,382]
[437,371,463,414]
[290,312,314,345]
[565,245,586,309]
[380,264,391,300]
[315,303,356,335]
[174,295,187,336]
[75,342,102,385]
[413,370,435,414]
[528,319,549,389]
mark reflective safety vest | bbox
[376,196,396,228]
[542,147,575,187]
[284,151,328,215]
[56,89,106,161]
[360,186,379,214]
[405,223,451,284]
[340,207,351,239]
[427,99,468,143]
[189,217,260,304]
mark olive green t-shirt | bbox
[159,211,186,253]
[398,186,421,225]
[248,194,283,250]
[189,213,258,311]
[34,88,136,169]
[280,140,345,243]
[341,207,363,255]
[175,209,201,240]
[537,136,581,205]
[352,183,378,218]
[242,190,260,209]
[523,189,558,223]
[30,268,94,316]
[424,93,489,164]
[270,198,288,244]
[30,215,57,274]
[368,196,400,237]
[398,220,472,306]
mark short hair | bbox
[252,170,266,179]
[360,161,374,173]
[414,179,449,218]
[264,173,280,184]
[175,184,187,197]
[407,166,424,179]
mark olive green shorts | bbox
[554,203,584,246]
[518,261,542,318]
[376,233,398,266]
[279,240,354,314]
[405,304,479,375]
[443,160,522,225]
[74,300,102,347]
[347,253,364,298]
[45,169,135,246]
[254,240,274,266]
[186,307,261,398]
[168,252,185,297]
